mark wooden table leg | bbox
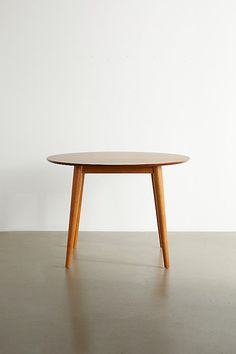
[151,173,163,248]
[153,166,170,269]
[73,172,85,249]
[65,166,83,268]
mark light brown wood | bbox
[65,166,83,268]
[153,166,170,269]
[73,172,85,249]
[47,151,189,269]
[47,151,189,167]
[83,165,154,174]
[151,173,162,248]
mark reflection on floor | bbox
[0,231,236,354]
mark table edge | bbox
[47,158,189,167]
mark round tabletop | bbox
[47,152,189,166]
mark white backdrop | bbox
[1,0,235,231]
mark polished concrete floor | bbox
[0,231,236,354]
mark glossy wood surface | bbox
[47,152,189,167]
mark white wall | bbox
[0,0,236,231]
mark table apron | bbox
[82,165,155,174]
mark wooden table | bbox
[47,152,189,269]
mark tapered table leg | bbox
[151,173,163,248]
[65,166,83,268]
[153,166,170,269]
[73,172,85,248]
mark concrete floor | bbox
[0,231,236,354]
